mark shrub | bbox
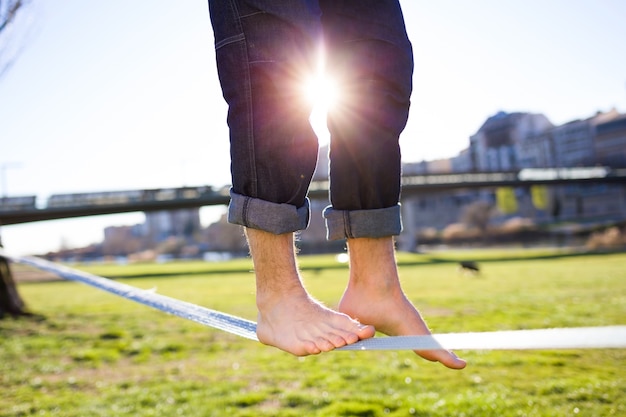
[585,226,626,250]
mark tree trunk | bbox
[0,249,29,318]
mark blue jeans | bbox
[209,0,413,240]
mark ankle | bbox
[345,276,403,301]
[347,237,401,291]
[256,278,308,309]
[245,228,307,308]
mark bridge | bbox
[1,167,626,226]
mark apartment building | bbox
[400,110,626,250]
[594,113,626,167]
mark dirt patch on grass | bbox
[11,264,62,283]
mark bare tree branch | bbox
[0,0,24,33]
[0,0,33,317]
[0,0,33,78]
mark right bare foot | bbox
[256,290,375,356]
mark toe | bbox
[326,332,350,348]
[314,337,336,353]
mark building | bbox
[143,209,202,242]
[398,109,626,251]
[103,224,145,256]
[469,111,553,171]
[594,113,626,167]
[450,148,473,172]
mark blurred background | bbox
[1,0,625,258]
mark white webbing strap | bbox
[3,249,625,351]
[1,250,258,341]
[338,326,626,351]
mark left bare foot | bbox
[257,289,375,356]
[339,237,467,370]
[245,228,375,356]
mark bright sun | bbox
[304,72,339,146]
[304,72,339,111]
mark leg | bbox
[338,237,466,369]
[247,228,375,356]
[209,0,375,355]
[209,0,321,208]
[320,1,466,368]
[320,0,412,211]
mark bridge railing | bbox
[2,167,625,225]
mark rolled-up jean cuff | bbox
[323,205,402,241]
[227,189,310,234]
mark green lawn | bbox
[1,250,625,416]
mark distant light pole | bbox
[1,162,22,198]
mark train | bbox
[0,186,227,212]
[0,195,37,212]
[45,186,223,208]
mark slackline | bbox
[1,249,258,341]
[3,249,626,351]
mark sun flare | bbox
[304,72,339,111]
[304,72,339,145]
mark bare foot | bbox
[257,289,375,356]
[341,237,467,370]
[246,228,375,356]
[338,284,466,369]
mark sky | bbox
[1,0,625,256]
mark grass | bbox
[1,249,625,416]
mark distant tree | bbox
[0,240,29,317]
[1,0,35,317]
[202,214,248,253]
[102,226,143,257]
[461,200,495,234]
[155,236,186,257]
[0,0,23,30]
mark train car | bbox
[143,186,216,202]
[0,195,37,212]
[46,186,219,209]
[47,190,144,208]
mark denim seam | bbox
[240,11,265,18]
[343,38,399,48]
[343,211,353,239]
[234,2,257,197]
[243,43,257,196]
[222,0,257,196]
[242,196,251,227]
[215,33,245,50]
